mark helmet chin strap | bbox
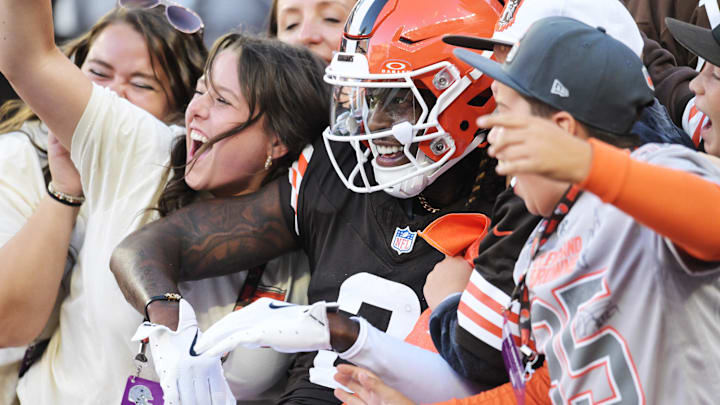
[374,134,484,199]
[374,162,431,198]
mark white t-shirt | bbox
[16,85,310,404]
[514,144,720,404]
[0,121,86,405]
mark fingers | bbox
[334,388,367,405]
[193,374,209,405]
[221,379,236,405]
[207,367,234,405]
[177,369,197,405]
[199,333,240,358]
[495,153,535,176]
[333,365,378,401]
[478,113,548,176]
[159,372,181,405]
[196,299,275,352]
[201,327,263,357]
[195,318,238,353]
[477,113,528,130]
[334,363,357,386]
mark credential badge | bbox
[391,226,417,255]
[122,376,162,405]
[128,384,154,405]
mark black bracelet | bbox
[144,293,182,321]
[47,182,84,207]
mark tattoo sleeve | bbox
[110,179,298,314]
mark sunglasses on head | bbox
[118,0,204,34]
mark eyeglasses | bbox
[118,0,204,34]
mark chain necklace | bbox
[417,193,441,213]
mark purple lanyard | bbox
[501,185,581,404]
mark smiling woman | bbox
[0,5,206,404]
[156,33,330,216]
[80,23,173,120]
[183,51,278,196]
[268,0,358,63]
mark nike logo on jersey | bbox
[189,330,200,356]
[492,226,513,237]
[268,302,295,309]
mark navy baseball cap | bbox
[454,16,654,135]
[666,17,720,68]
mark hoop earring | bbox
[264,154,273,170]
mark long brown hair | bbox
[155,33,331,216]
[0,5,207,182]
[267,0,281,37]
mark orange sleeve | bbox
[429,364,550,405]
[578,139,720,262]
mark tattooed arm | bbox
[110,179,298,329]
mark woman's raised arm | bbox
[0,0,92,149]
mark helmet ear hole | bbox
[468,87,493,107]
[460,120,469,131]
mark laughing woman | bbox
[0,5,205,404]
[0,1,329,404]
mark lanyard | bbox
[509,185,581,351]
[501,185,582,405]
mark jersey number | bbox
[533,271,644,404]
[309,272,421,389]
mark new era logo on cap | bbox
[550,79,569,98]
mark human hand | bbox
[423,255,472,311]
[478,113,593,183]
[132,299,234,405]
[47,131,82,196]
[194,297,338,357]
[333,364,416,405]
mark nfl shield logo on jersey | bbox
[391,226,417,255]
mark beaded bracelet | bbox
[47,182,85,207]
[144,293,182,321]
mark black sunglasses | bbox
[118,0,204,34]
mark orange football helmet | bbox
[323,0,501,198]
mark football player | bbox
[111,0,537,403]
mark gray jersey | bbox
[513,144,720,405]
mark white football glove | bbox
[132,299,235,405]
[194,297,338,357]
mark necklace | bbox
[417,193,441,213]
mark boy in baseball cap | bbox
[456,16,720,404]
[423,3,688,403]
